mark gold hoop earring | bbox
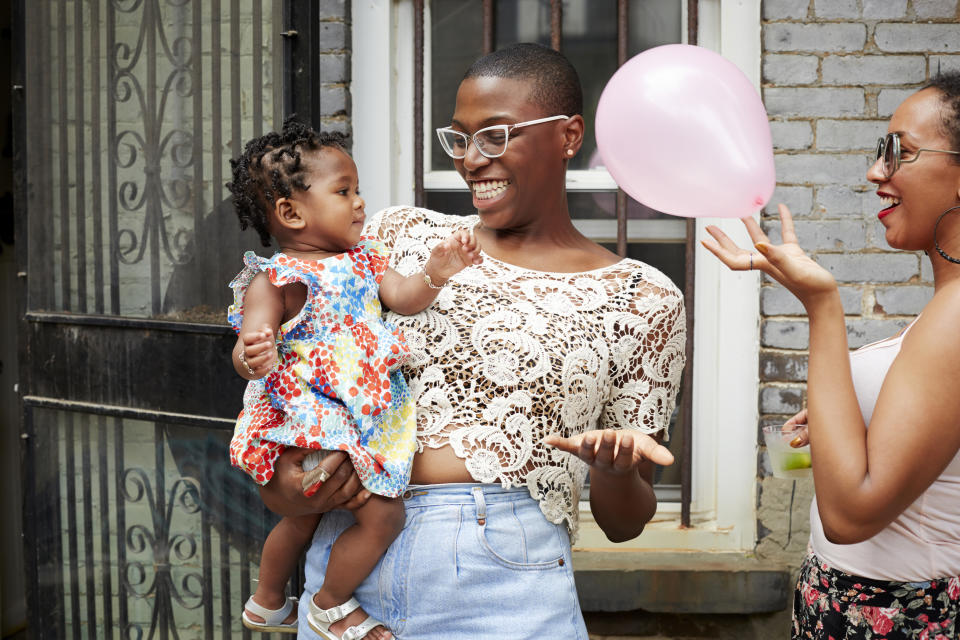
[934,205,960,265]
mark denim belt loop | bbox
[471,486,487,526]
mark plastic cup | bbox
[762,424,811,479]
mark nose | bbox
[461,138,491,171]
[354,194,365,211]
[866,154,887,184]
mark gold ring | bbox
[301,464,332,494]
[238,350,255,376]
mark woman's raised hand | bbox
[701,204,838,307]
[544,428,674,474]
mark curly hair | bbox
[227,116,348,246]
[925,71,960,161]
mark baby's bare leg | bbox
[248,513,321,624]
[313,496,406,639]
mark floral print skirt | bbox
[793,550,960,639]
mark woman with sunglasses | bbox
[258,42,685,640]
[704,73,960,639]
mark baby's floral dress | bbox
[227,238,417,498]
[794,550,959,639]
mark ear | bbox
[272,196,306,231]
[561,114,585,158]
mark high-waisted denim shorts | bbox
[296,483,588,639]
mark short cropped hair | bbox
[925,71,960,159]
[463,42,583,117]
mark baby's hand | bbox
[239,325,278,378]
[424,227,483,285]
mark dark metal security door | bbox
[12,1,323,637]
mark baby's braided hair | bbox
[227,117,348,246]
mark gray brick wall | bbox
[320,3,351,136]
[757,0,953,558]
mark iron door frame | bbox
[12,1,324,637]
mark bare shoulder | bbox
[569,238,623,270]
[247,270,279,292]
[903,281,960,355]
[590,241,623,266]
[242,272,284,312]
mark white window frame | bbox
[352,0,762,552]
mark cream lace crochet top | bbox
[368,206,686,535]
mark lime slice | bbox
[781,452,811,470]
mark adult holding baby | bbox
[259,42,687,640]
[704,73,960,639]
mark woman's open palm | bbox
[544,429,674,474]
[701,204,837,306]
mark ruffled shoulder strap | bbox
[356,236,391,284]
[226,251,313,334]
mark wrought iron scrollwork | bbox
[111,0,195,270]
[120,468,205,638]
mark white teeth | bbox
[880,196,901,207]
[473,180,509,200]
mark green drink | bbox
[762,425,812,479]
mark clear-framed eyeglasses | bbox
[436,115,570,159]
[875,132,960,179]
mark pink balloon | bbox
[595,44,775,219]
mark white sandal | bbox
[306,595,388,640]
[241,595,298,634]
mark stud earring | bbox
[566,149,574,157]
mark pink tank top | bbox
[809,319,960,581]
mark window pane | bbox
[560,3,618,171]
[494,0,553,46]
[568,191,682,222]
[423,189,475,217]
[25,1,280,320]
[628,0,684,56]
[601,241,686,293]
[429,2,483,171]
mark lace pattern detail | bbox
[366,206,686,536]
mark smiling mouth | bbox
[472,179,510,200]
[878,195,900,219]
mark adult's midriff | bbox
[408,445,475,484]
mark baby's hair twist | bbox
[227,116,348,246]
